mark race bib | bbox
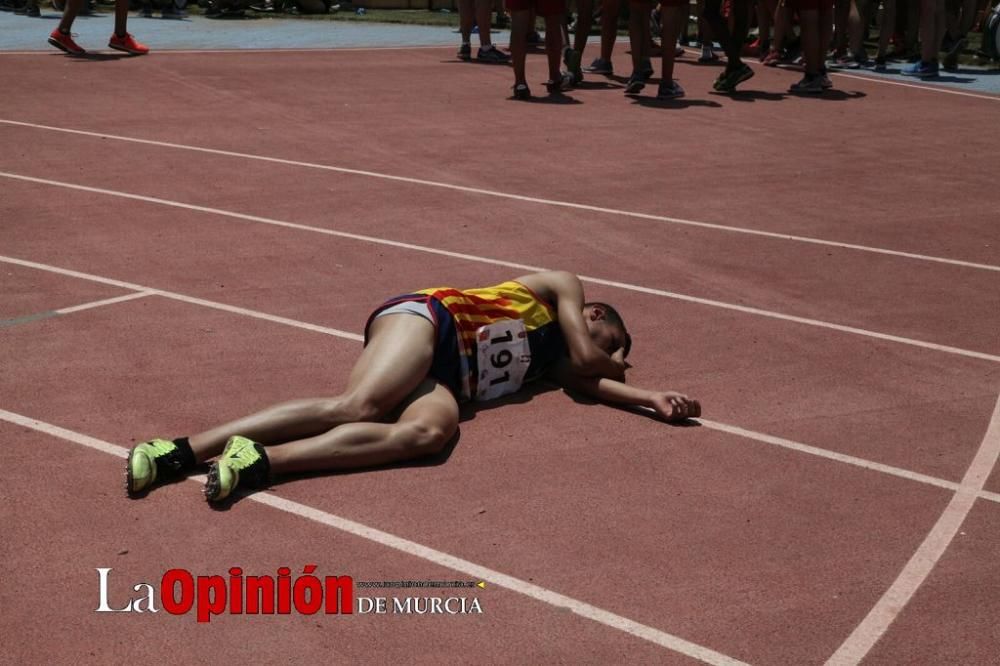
[474,319,531,402]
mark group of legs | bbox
[43,0,149,56]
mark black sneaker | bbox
[624,72,646,93]
[584,57,613,74]
[713,63,754,92]
[512,82,531,100]
[545,71,574,93]
[477,45,510,63]
[457,42,471,60]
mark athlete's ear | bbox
[589,304,606,321]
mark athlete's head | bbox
[583,302,631,357]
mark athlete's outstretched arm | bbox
[547,359,701,423]
[516,271,625,380]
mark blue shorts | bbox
[363,294,464,401]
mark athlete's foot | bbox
[713,62,754,92]
[126,438,195,496]
[48,29,86,55]
[108,32,149,55]
[203,435,270,503]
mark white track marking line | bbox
[3,251,998,503]
[2,174,998,364]
[0,407,747,666]
[0,122,997,275]
[54,291,153,315]
[0,255,364,342]
[700,419,969,495]
[827,71,1000,102]
[826,392,1000,665]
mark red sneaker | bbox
[48,29,86,55]
[108,32,149,55]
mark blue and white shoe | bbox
[901,60,939,78]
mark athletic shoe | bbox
[203,435,270,502]
[545,71,574,93]
[818,73,833,89]
[624,72,645,93]
[126,438,192,496]
[656,79,685,99]
[584,57,613,74]
[477,45,510,63]
[564,47,583,84]
[457,43,471,60]
[713,63,754,91]
[761,49,781,66]
[108,32,149,55]
[698,49,720,63]
[901,60,939,77]
[512,82,531,100]
[827,54,860,69]
[942,36,966,71]
[674,45,685,57]
[788,74,823,94]
[48,29,86,55]
[526,30,543,46]
[873,57,887,72]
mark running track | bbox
[1,40,999,665]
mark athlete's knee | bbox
[395,420,453,455]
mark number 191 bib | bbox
[474,319,532,402]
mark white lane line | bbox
[826,71,1000,102]
[54,291,152,315]
[3,251,999,503]
[2,174,998,364]
[825,392,1000,665]
[700,419,969,495]
[0,407,748,666]
[0,291,152,328]
[0,254,364,342]
[0,121,997,274]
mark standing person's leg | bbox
[459,0,477,58]
[584,0,620,72]
[567,0,593,80]
[874,0,896,68]
[704,0,754,87]
[657,0,688,96]
[543,9,572,88]
[790,0,825,91]
[510,7,534,96]
[833,0,850,55]
[763,0,789,63]
[475,0,511,60]
[108,0,149,54]
[626,0,653,90]
[902,0,943,74]
[48,0,87,54]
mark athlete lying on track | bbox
[126,271,701,502]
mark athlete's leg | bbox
[187,314,435,462]
[265,379,460,475]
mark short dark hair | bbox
[585,302,632,358]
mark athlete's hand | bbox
[650,392,701,422]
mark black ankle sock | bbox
[172,437,197,470]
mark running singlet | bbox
[416,281,565,402]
